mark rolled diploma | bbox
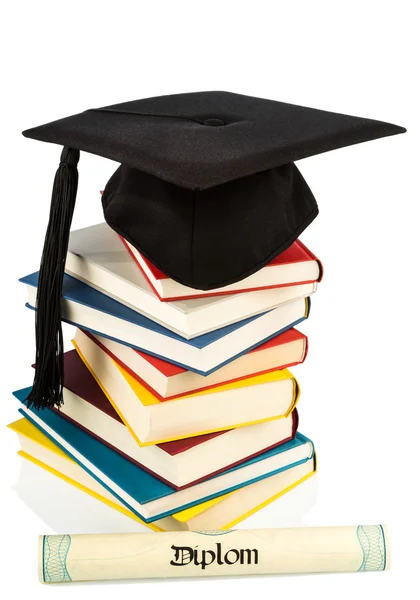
[39,525,389,583]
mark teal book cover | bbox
[14,387,314,522]
[20,271,309,376]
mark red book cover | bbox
[122,235,323,301]
[147,239,322,280]
[83,327,308,400]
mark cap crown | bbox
[102,162,318,289]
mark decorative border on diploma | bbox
[357,525,386,571]
[42,534,72,582]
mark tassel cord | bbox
[27,147,80,409]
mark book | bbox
[172,457,316,530]
[66,223,318,338]
[9,417,316,531]
[41,349,299,488]
[14,388,314,522]
[73,331,300,445]
[20,271,310,375]
[8,418,182,532]
[81,327,308,400]
[123,236,322,301]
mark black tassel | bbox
[26,147,80,410]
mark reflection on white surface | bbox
[12,458,318,534]
[13,459,150,534]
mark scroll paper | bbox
[39,525,389,583]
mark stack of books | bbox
[10,222,322,531]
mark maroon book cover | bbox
[50,350,298,489]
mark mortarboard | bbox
[22,91,405,409]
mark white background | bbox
[1,1,418,597]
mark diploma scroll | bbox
[39,525,389,583]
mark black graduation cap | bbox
[22,91,405,410]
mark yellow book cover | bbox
[174,454,317,526]
[72,336,300,446]
[8,418,171,532]
[8,418,315,531]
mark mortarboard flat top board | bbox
[22,91,405,410]
[23,91,405,190]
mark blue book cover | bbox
[14,387,314,522]
[20,272,310,375]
